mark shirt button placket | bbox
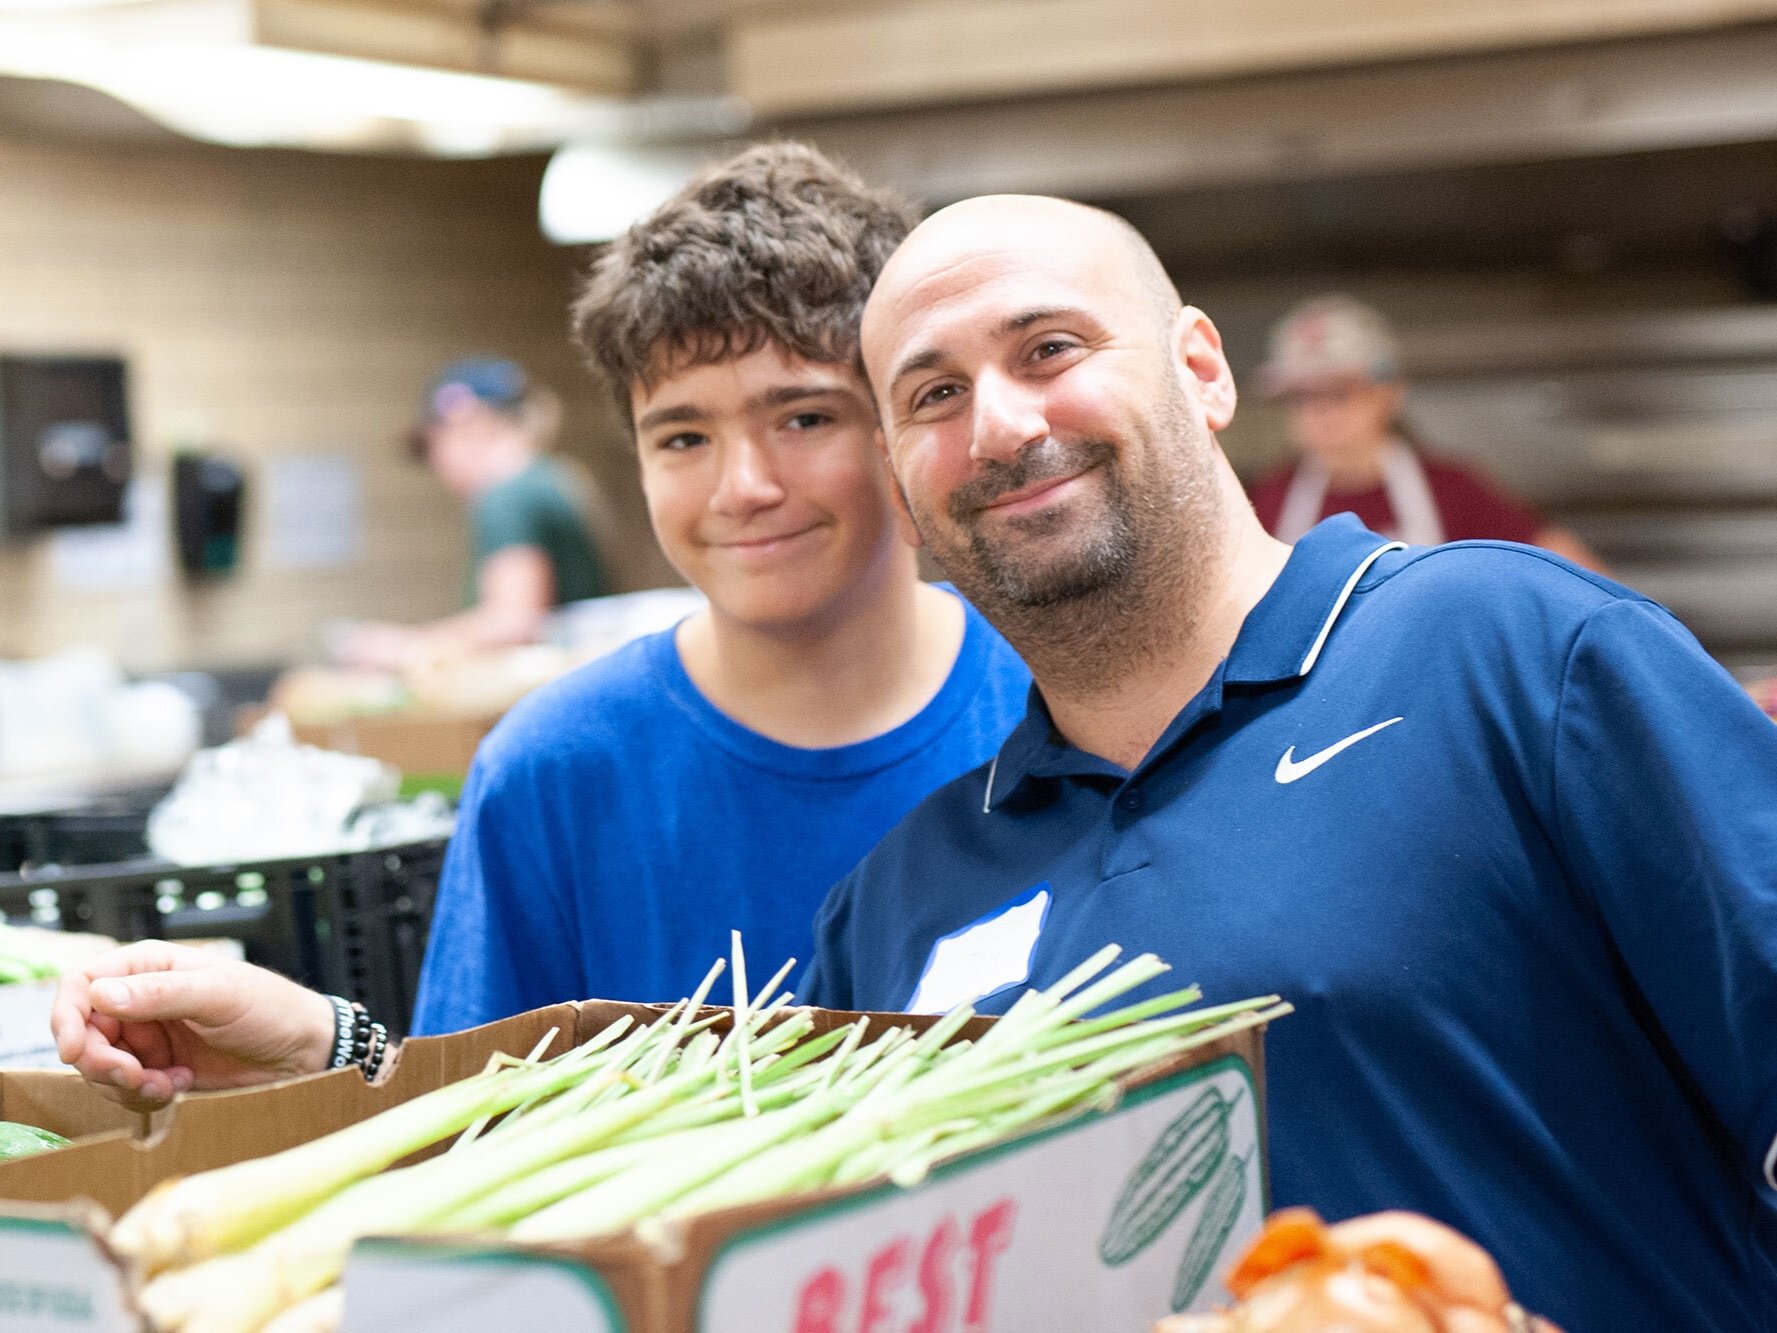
[1102,783,1151,881]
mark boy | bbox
[412,142,1030,1028]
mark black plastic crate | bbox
[0,838,446,1037]
[0,787,163,874]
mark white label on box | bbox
[339,1241,623,1333]
[0,981,60,1069]
[0,1217,134,1331]
[699,1056,1263,1333]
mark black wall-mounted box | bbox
[0,354,132,540]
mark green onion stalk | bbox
[138,999,808,1331]
[116,940,1289,1333]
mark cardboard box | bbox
[234,701,499,778]
[0,1070,149,1150]
[289,711,499,779]
[0,1002,1271,1332]
[0,1007,577,1332]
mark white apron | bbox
[1273,438,1445,547]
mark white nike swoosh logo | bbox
[1275,717,1404,784]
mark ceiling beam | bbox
[251,0,640,92]
[729,0,1777,118]
[782,24,1777,204]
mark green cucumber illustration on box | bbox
[1171,1151,1252,1311]
[1098,1084,1245,1265]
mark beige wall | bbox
[0,131,671,672]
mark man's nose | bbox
[970,371,1048,465]
[710,435,785,515]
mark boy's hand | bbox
[51,941,338,1110]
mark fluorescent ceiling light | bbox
[0,4,635,155]
[0,1,159,10]
[540,141,721,244]
[0,1,754,240]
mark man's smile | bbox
[977,466,1097,519]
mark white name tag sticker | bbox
[906,883,1051,1015]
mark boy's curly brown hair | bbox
[571,141,916,415]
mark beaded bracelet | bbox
[323,994,391,1081]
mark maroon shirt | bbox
[1250,450,1545,545]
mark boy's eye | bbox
[658,431,706,452]
[785,412,832,431]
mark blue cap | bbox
[421,357,528,422]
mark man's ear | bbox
[877,427,926,549]
[1173,307,1237,433]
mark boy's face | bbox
[630,342,904,635]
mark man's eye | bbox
[913,383,962,411]
[1031,338,1077,361]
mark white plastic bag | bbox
[146,713,450,866]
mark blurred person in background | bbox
[332,357,610,670]
[1248,295,1606,572]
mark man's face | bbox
[630,342,902,634]
[862,210,1232,620]
[1282,379,1402,475]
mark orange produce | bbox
[1154,1208,1563,1333]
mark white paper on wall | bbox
[263,452,365,570]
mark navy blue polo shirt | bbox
[802,515,1777,1332]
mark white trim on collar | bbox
[982,752,1001,815]
[1765,1127,1777,1191]
[1297,541,1407,677]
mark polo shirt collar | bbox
[981,515,1403,812]
[1224,513,1404,685]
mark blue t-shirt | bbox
[803,515,1777,1333]
[412,589,1030,1031]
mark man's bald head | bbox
[862,195,1180,381]
[856,191,1240,686]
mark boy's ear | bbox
[877,427,925,549]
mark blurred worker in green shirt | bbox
[335,357,609,671]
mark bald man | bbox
[800,196,1777,1333]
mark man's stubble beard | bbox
[950,435,1133,609]
[909,380,1224,688]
